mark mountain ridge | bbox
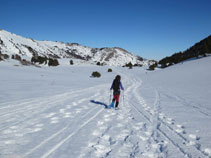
[0,29,152,67]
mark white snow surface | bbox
[0,56,211,158]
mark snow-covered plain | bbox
[0,56,211,158]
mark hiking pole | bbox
[123,90,125,107]
[109,90,112,105]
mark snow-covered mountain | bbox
[0,29,151,66]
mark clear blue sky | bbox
[1,0,211,60]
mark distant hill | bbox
[0,29,153,67]
[159,35,211,68]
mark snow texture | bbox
[0,51,211,157]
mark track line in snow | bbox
[0,81,110,158]
[0,86,103,131]
[40,108,104,158]
[154,90,207,158]
[0,84,108,116]
[132,81,208,158]
[129,78,190,157]
[23,105,101,157]
[160,91,211,117]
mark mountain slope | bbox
[0,29,149,66]
[159,35,211,68]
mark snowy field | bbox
[0,57,211,158]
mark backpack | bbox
[113,79,120,91]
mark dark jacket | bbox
[110,79,124,95]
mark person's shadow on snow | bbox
[90,100,108,109]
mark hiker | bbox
[110,75,124,109]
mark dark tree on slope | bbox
[148,62,158,70]
[48,58,59,66]
[12,54,21,61]
[96,62,101,66]
[70,60,74,65]
[124,62,133,69]
[31,56,48,65]
[108,68,112,72]
[91,71,101,78]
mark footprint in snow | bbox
[35,124,44,127]
[117,115,124,120]
[94,144,111,157]
[75,109,82,114]
[50,117,59,124]
[99,126,107,130]
[51,117,59,120]
[175,124,186,134]
[45,112,56,118]
[159,113,166,119]
[110,112,116,116]
[117,123,124,128]
[150,109,156,115]
[104,118,111,122]
[23,127,42,134]
[142,103,148,108]
[117,142,133,157]
[4,140,16,145]
[116,129,130,141]
[186,134,200,148]
[83,106,89,110]
[101,134,110,143]
[72,102,77,106]
[189,134,200,140]
[204,148,211,157]
[14,133,24,137]
[63,112,72,118]
[145,131,152,136]
[176,124,185,129]
[133,122,144,131]
[32,128,42,132]
[144,106,151,112]
[88,142,95,147]
[2,129,14,134]
[166,117,174,125]
[92,130,101,136]
[139,135,148,141]
[9,126,19,130]
[59,109,65,113]
[103,114,110,118]
[78,99,85,104]
[66,104,71,108]
[175,128,186,134]
[97,121,104,126]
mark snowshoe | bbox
[109,102,114,108]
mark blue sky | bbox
[1,0,211,60]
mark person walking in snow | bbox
[110,75,124,109]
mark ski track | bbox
[113,69,209,158]
[159,90,211,117]
[0,84,107,131]
[23,103,101,157]
[130,76,209,158]
[1,68,210,158]
[79,70,167,158]
[40,108,104,158]
[0,83,109,158]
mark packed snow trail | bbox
[0,64,211,158]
